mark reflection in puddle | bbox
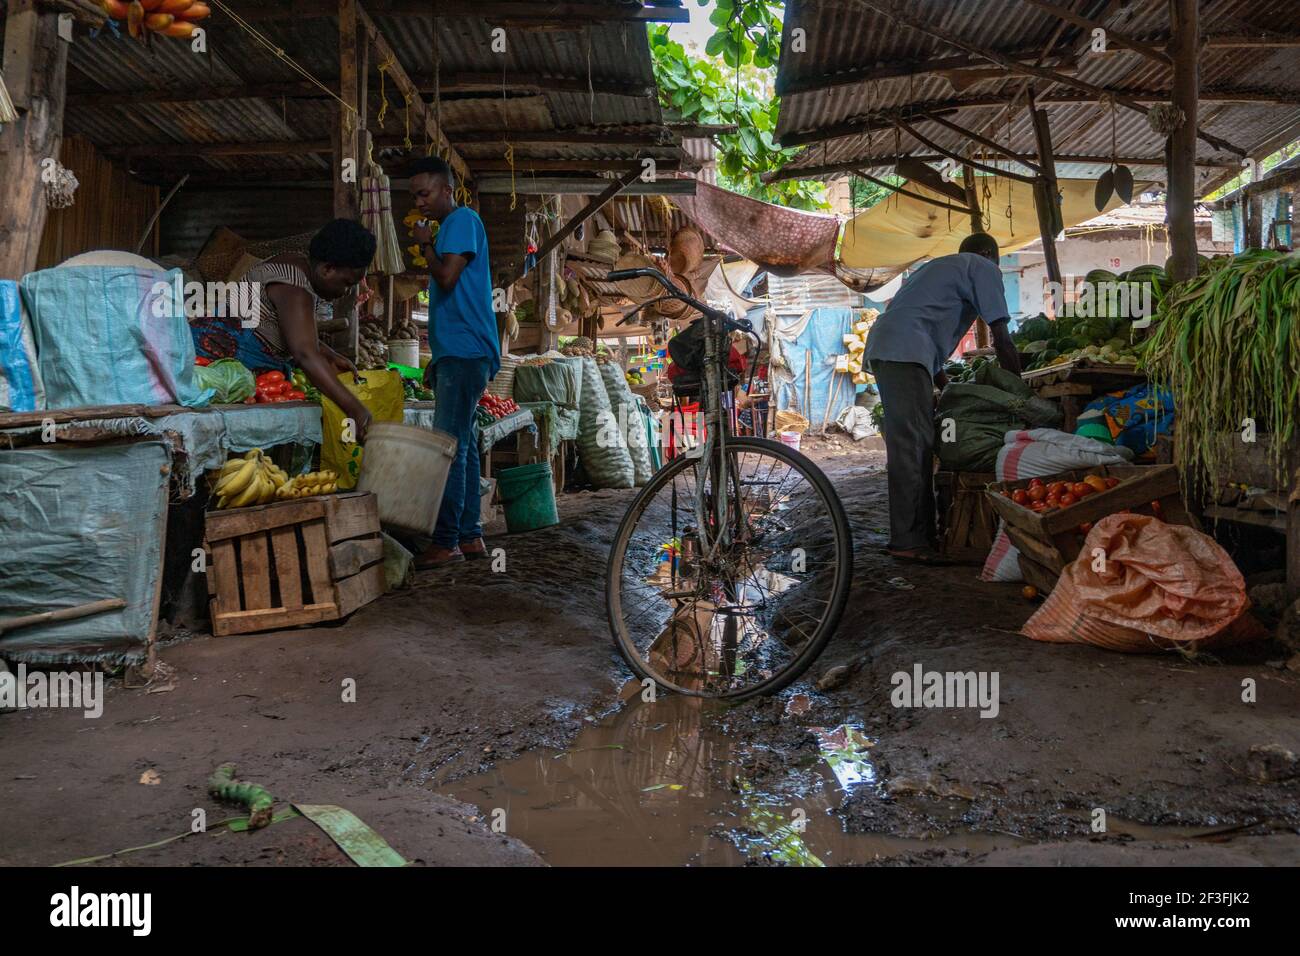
[437,697,1018,866]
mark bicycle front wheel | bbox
[606,436,853,700]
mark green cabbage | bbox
[195,358,256,404]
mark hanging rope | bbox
[402,92,413,150]
[376,54,395,128]
[210,1,356,118]
[505,144,518,211]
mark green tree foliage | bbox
[849,173,905,211]
[648,1,827,210]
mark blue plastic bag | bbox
[20,266,213,409]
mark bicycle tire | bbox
[606,436,853,701]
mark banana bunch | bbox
[101,1,212,40]
[211,450,288,510]
[275,470,339,501]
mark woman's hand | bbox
[352,406,374,444]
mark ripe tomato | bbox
[257,370,286,386]
[1011,489,1029,506]
[1105,476,1121,489]
[1070,482,1090,497]
[1027,485,1047,502]
[1047,481,1066,496]
[195,356,212,366]
[1060,492,1077,507]
[286,389,307,400]
[1028,478,1044,489]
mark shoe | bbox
[415,545,464,570]
[459,538,489,560]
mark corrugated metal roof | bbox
[774,0,1300,196]
[53,2,683,182]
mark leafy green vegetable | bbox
[195,358,255,404]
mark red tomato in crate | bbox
[1011,489,1029,506]
[1060,492,1077,507]
[1028,478,1044,489]
[1105,477,1121,489]
[1027,485,1047,502]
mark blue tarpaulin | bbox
[0,441,171,665]
[772,307,856,427]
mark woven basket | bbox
[488,354,521,398]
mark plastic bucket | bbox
[496,461,559,534]
[387,338,419,367]
[779,430,802,451]
[356,421,457,534]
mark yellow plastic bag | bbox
[320,369,405,489]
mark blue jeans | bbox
[431,356,491,548]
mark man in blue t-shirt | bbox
[409,157,502,568]
[864,232,1021,565]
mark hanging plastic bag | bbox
[320,369,405,489]
[1021,513,1265,652]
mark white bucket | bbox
[357,421,457,534]
[779,430,802,451]
[387,338,420,368]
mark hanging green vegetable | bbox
[1141,249,1300,498]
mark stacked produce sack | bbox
[596,357,654,486]
[571,356,634,489]
[844,308,878,386]
[935,363,1061,472]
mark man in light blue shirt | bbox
[409,157,501,568]
[865,233,1021,563]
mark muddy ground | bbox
[2,438,1298,867]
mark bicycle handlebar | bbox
[607,267,754,336]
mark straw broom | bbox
[0,69,17,125]
[362,161,405,276]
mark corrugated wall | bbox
[36,137,160,268]
[159,188,334,260]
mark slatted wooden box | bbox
[204,491,385,636]
[985,464,1195,595]
[936,471,998,563]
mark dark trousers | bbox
[431,356,492,548]
[870,359,936,552]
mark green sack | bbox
[512,361,580,410]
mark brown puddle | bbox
[437,695,1022,866]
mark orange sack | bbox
[1021,513,1265,653]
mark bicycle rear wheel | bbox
[606,436,853,700]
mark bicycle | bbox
[604,266,853,700]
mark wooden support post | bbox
[334,0,360,220]
[1028,98,1063,287]
[1166,0,1200,281]
[0,1,68,279]
[1289,467,1300,603]
[963,165,992,349]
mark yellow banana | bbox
[219,458,244,477]
[215,457,258,497]
[244,449,261,461]
[228,473,267,508]
[266,467,286,489]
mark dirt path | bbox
[2,437,1297,866]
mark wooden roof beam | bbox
[775,47,1061,96]
[847,0,1248,157]
[1017,0,1172,66]
[356,2,472,185]
[896,119,1037,184]
[234,1,688,23]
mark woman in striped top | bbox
[194,219,377,440]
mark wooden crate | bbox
[203,491,385,636]
[936,471,997,562]
[986,464,1195,593]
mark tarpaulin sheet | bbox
[675,180,840,277]
[840,178,1133,272]
[0,280,45,413]
[20,266,213,410]
[770,308,856,427]
[402,405,536,453]
[0,441,169,665]
[1,404,324,496]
